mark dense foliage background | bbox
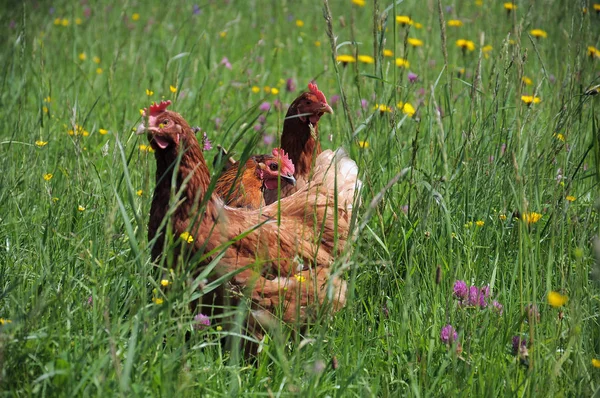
[1,0,600,395]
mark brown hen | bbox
[264,82,333,204]
[138,101,359,346]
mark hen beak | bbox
[282,174,296,186]
[320,103,334,115]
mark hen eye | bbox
[268,163,278,171]
[161,119,169,125]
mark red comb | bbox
[272,148,295,174]
[142,100,172,116]
[308,82,328,104]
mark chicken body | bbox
[140,101,359,342]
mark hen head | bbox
[136,100,192,150]
[255,148,296,189]
[290,82,333,125]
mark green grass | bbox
[1,0,600,395]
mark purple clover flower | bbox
[220,57,232,70]
[193,4,202,15]
[329,95,340,107]
[512,336,527,355]
[193,313,211,330]
[492,300,503,315]
[360,99,368,109]
[286,78,296,92]
[440,324,458,344]
[453,280,468,300]
[263,134,274,146]
[259,102,271,112]
[202,132,212,151]
[407,71,418,83]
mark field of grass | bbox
[2,0,600,395]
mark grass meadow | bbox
[2,0,600,395]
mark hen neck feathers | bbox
[281,108,321,179]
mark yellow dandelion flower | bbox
[476,220,485,227]
[588,46,600,58]
[456,39,476,51]
[397,102,416,116]
[93,56,101,64]
[263,86,271,94]
[407,38,423,47]
[448,19,463,27]
[180,231,194,244]
[152,297,164,305]
[592,359,600,368]
[554,133,565,142]
[43,173,53,181]
[475,0,483,5]
[61,18,69,27]
[374,104,392,113]
[352,0,366,6]
[160,279,170,287]
[530,29,547,38]
[482,45,493,53]
[146,89,154,96]
[414,22,423,29]
[136,190,143,197]
[54,18,61,26]
[52,197,59,202]
[219,31,227,38]
[499,214,507,221]
[595,4,600,11]
[99,129,108,135]
[566,195,576,202]
[395,58,410,68]
[78,53,86,61]
[168,85,177,93]
[96,68,103,75]
[78,205,85,212]
[251,86,260,93]
[271,87,279,95]
[504,2,517,10]
[548,291,568,307]
[0,318,12,325]
[358,140,369,148]
[336,54,356,63]
[35,140,48,147]
[383,49,394,57]
[296,19,304,27]
[522,212,542,224]
[396,16,413,26]
[521,95,541,105]
[294,274,306,283]
[75,17,82,25]
[43,106,49,113]
[358,55,375,64]
[522,76,533,85]
[132,13,140,21]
